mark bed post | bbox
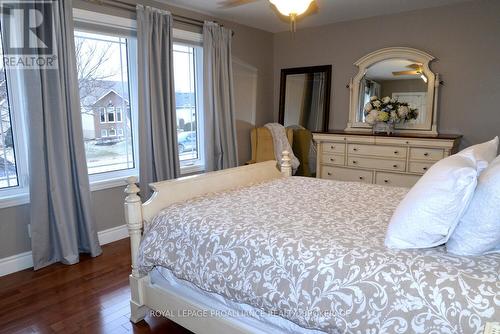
[125,177,149,323]
[281,150,292,177]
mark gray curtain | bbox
[203,22,238,171]
[137,5,179,198]
[21,0,101,269]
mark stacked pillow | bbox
[385,137,499,253]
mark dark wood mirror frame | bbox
[278,65,332,132]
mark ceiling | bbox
[159,0,473,33]
[366,59,421,81]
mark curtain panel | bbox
[137,5,180,199]
[19,0,102,269]
[203,22,238,172]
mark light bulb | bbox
[269,0,314,16]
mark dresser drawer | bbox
[375,172,420,188]
[321,142,345,154]
[409,161,434,174]
[321,166,372,183]
[348,157,406,172]
[348,144,407,159]
[321,153,345,166]
[409,148,444,161]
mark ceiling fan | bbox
[392,63,428,82]
[392,63,424,76]
[218,0,317,32]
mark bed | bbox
[124,153,499,334]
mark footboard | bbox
[124,152,292,326]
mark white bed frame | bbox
[124,152,293,333]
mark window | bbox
[115,108,122,122]
[99,108,106,123]
[0,42,18,190]
[117,128,124,136]
[107,107,115,123]
[173,42,204,172]
[74,21,138,181]
[0,26,29,203]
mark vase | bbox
[372,122,395,135]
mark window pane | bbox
[0,32,19,189]
[75,31,135,175]
[173,44,199,163]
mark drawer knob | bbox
[330,158,335,162]
[394,151,399,154]
[353,148,358,151]
[352,161,358,164]
[423,167,428,171]
[384,180,389,183]
[330,145,335,149]
[327,172,332,176]
[424,152,429,157]
[393,164,398,168]
[405,141,409,144]
[359,176,364,180]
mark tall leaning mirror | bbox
[346,47,439,135]
[279,65,332,132]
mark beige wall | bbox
[0,0,274,259]
[273,0,500,148]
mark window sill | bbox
[0,192,30,210]
[180,163,205,176]
[89,175,136,192]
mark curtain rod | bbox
[87,0,208,28]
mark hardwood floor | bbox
[0,239,193,334]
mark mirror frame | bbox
[345,47,439,135]
[279,65,332,133]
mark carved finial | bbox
[125,176,139,195]
[281,150,292,177]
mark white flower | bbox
[382,96,391,104]
[373,100,381,108]
[365,113,376,125]
[370,96,378,101]
[397,106,409,117]
[364,102,373,112]
[390,98,397,103]
[387,105,393,109]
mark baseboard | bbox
[97,224,129,245]
[0,224,128,277]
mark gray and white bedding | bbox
[138,177,500,334]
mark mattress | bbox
[150,266,325,334]
[138,176,500,333]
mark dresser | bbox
[313,131,462,187]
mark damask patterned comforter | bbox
[138,177,500,334]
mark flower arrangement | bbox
[364,96,418,134]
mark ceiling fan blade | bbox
[218,0,261,8]
[392,70,419,76]
[406,63,423,69]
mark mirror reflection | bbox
[357,59,428,127]
[279,66,331,132]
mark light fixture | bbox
[269,0,315,32]
[420,73,428,83]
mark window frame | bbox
[73,9,140,191]
[173,29,205,175]
[0,33,30,208]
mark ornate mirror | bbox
[346,47,439,135]
[279,65,332,132]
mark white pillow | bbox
[385,154,478,249]
[457,136,499,173]
[447,155,500,255]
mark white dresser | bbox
[313,132,461,187]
